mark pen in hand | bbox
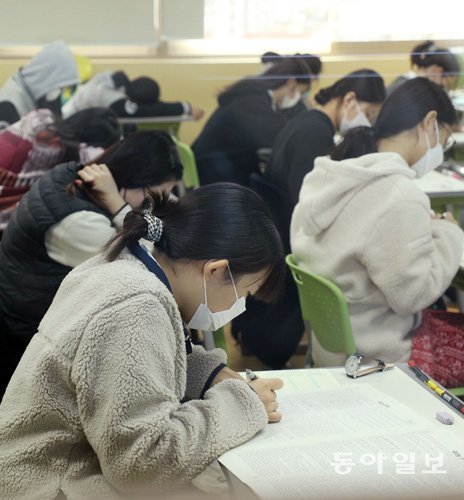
[245,369,283,423]
[245,368,258,381]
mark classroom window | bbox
[164,0,464,56]
[204,0,464,43]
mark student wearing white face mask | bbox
[291,78,464,386]
[266,69,385,208]
[192,56,312,186]
[0,183,285,498]
[233,70,385,369]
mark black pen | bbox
[408,361,429,383]
[409,361,464,415]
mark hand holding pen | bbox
[246,368,284,423]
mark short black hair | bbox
[60,107,120,148]
[127,77,160,104]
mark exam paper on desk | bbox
[220,383,464,499]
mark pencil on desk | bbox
[408,361,464,414]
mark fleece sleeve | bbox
[72,294,267,490]
[184,344,228,401]
[361,200,464,316]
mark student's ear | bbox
[341,91,356,108]
[421,110,438,133]
[286,78,297,94]
[204,259,229,284]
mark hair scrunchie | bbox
[141,210,164,243]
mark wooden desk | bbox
[222,366,464,500]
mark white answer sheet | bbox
[220,382,464,499]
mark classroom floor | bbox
[222,300,461,373]
[222,325,307,372]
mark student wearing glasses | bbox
[291,78,464,386]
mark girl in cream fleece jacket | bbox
[0,183,285,499]
[291,78,464,371]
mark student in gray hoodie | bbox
[0,40,80,127]
[0,183,285,499]
[291,78,464,385]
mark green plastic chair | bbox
[173,138,200,189]
[449,386,464,397]
[202,327,227,352]
[286,254,356,359]
[429,198,463,226]
[286,254,464,396]
[134,121,181,138]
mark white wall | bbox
[161,0,204,40]
[0,0,155,46]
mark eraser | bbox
[436,411,454,425]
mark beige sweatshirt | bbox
[0,250,267,499]
[291,152,464,366]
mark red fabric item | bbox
[410,309,464,387]
[0,131,32,177]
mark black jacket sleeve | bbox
[0,101,20,126]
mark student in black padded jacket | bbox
[192,56,312,186]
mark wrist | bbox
[106,195,127,216]
[211,367,244,386]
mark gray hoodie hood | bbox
[293,152,416,236]
[17,40,79,100]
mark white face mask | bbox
[187,265,246,331]
[339,100,371,135]
[411,121,443,178]
[279,89,301,109]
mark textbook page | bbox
[240,368,341,393]
[220,383,464,499]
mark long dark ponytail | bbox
[106,183,286,303]
[331,77,457,161]
[315,69,386,105]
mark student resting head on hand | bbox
[0,130,183,393]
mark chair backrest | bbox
[250,172,292,252]
[286,254,356,355]
[174,138,200,189]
